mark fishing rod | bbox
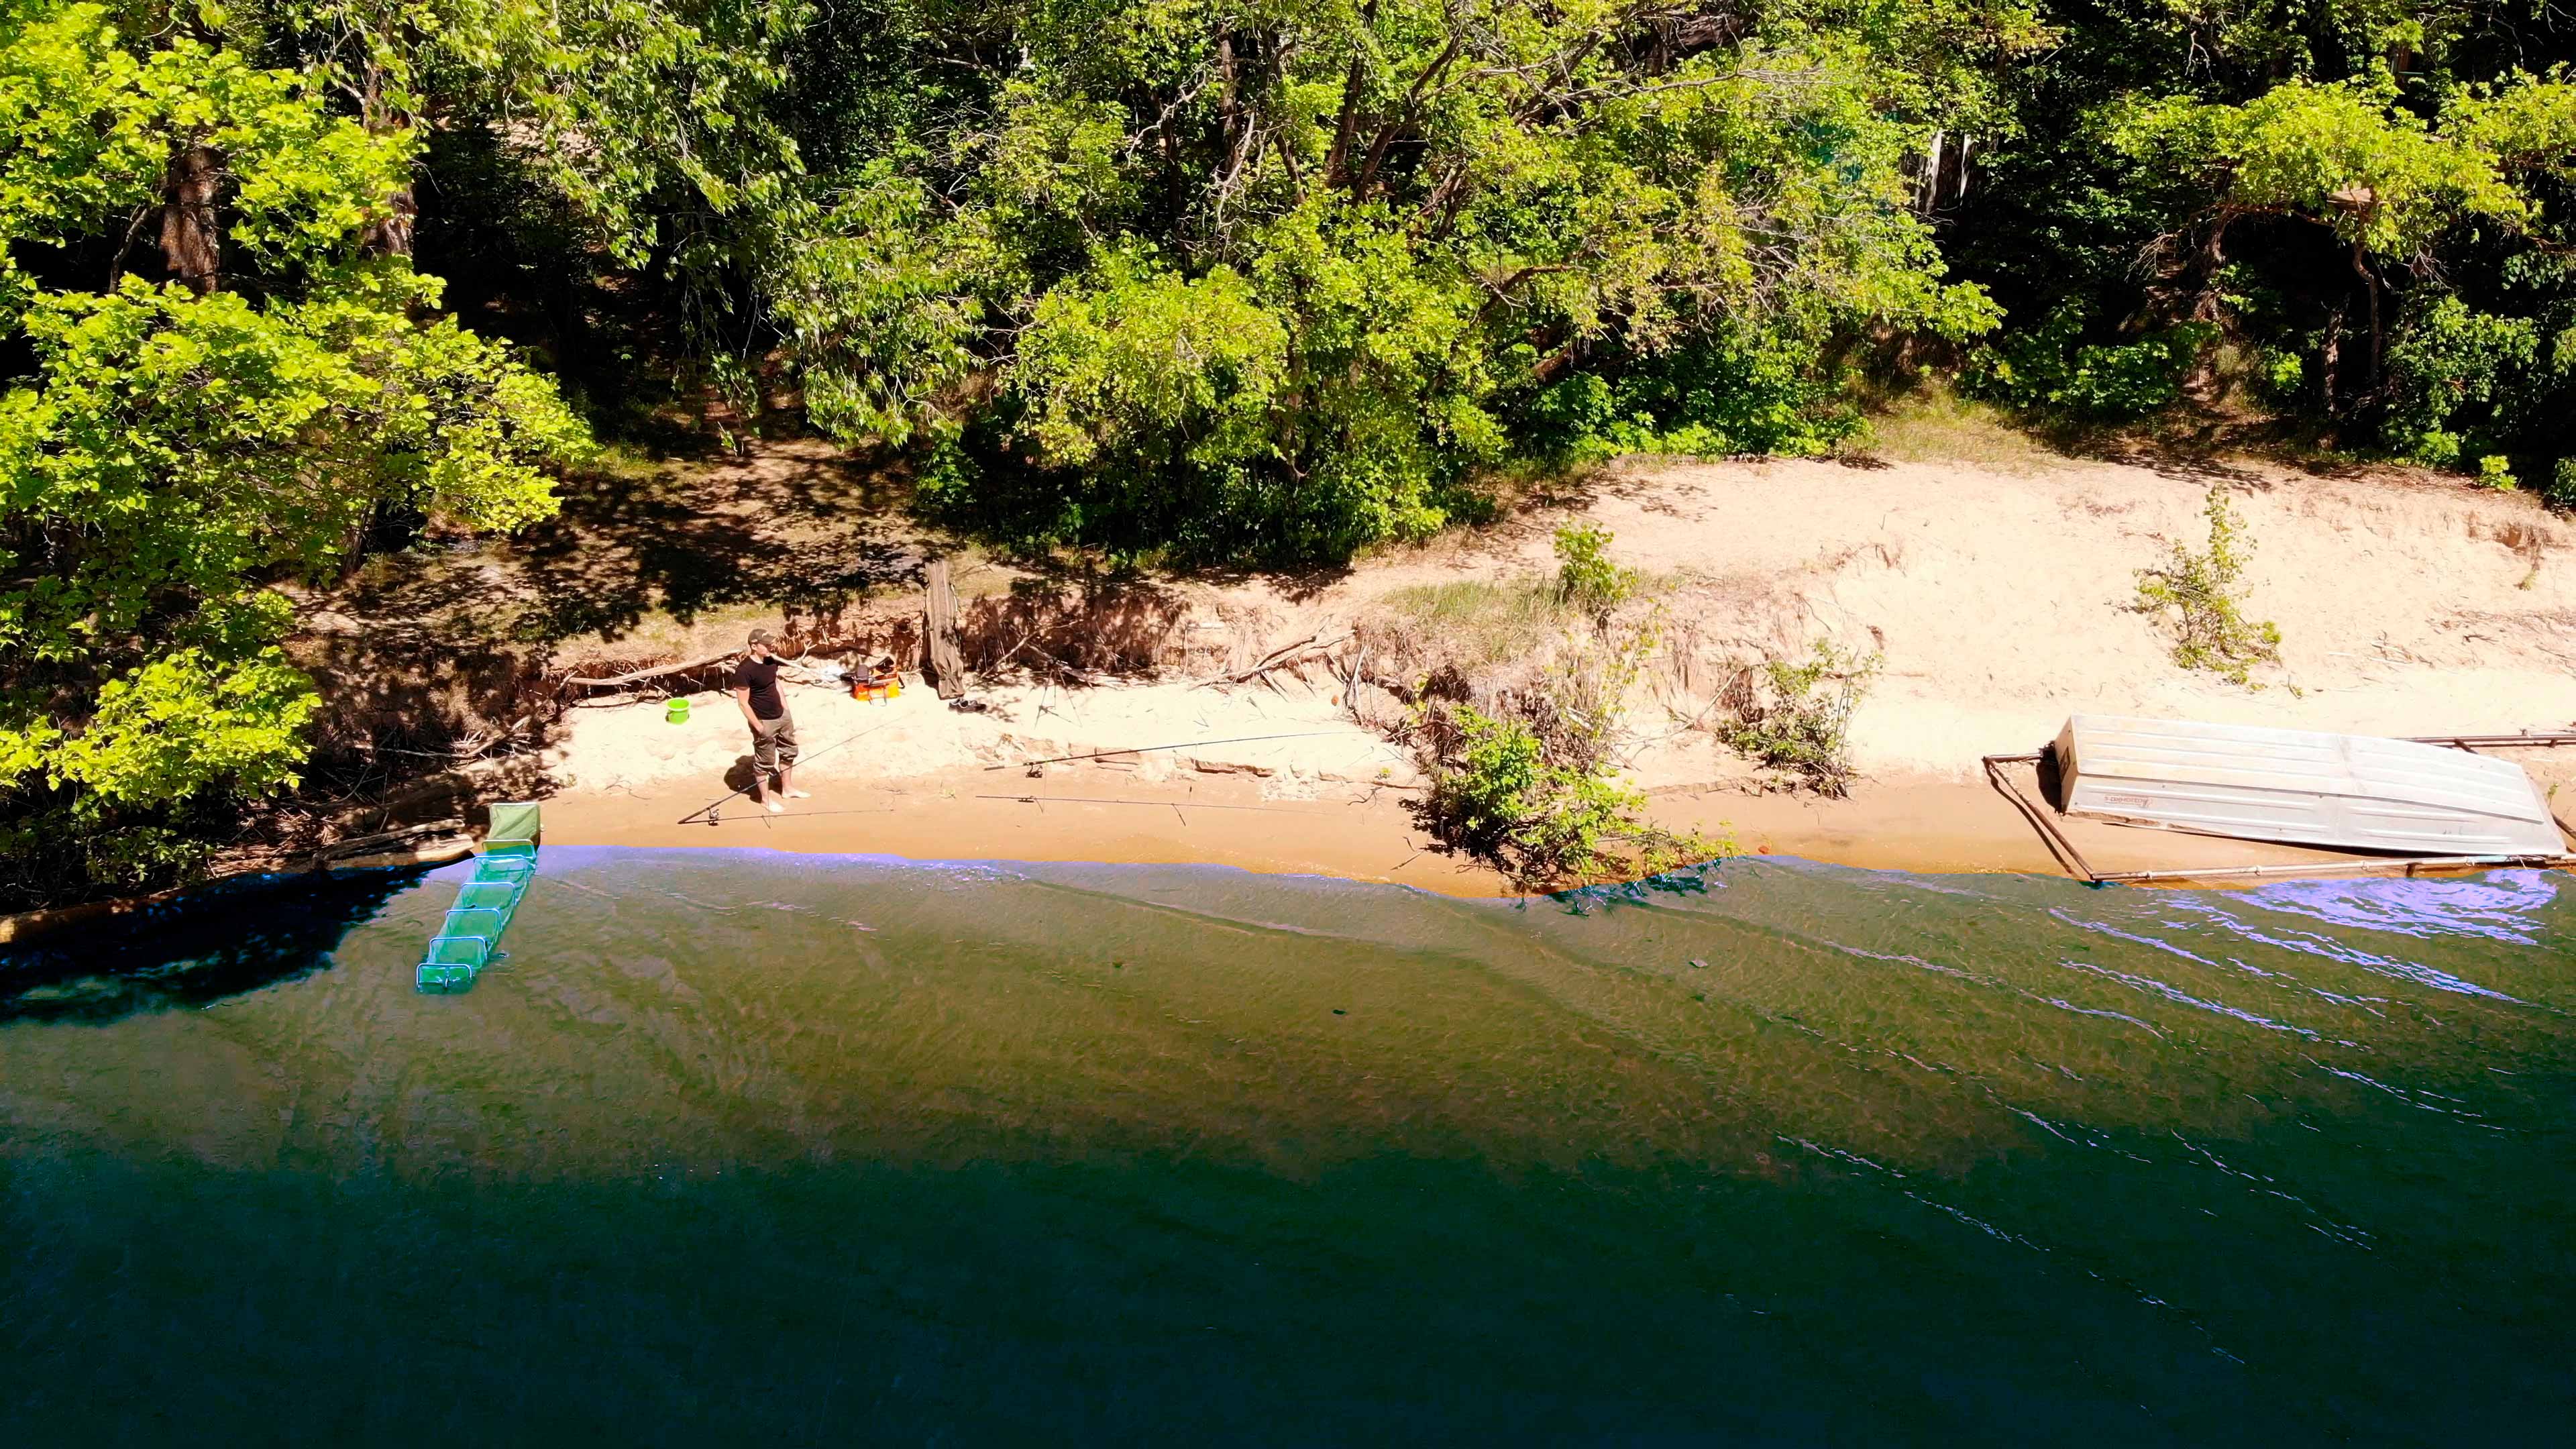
[983,731,1344,771]
[722,806,901,824]
[977,793,1315,812]
[677,718,900,826]
[686,726,1348,824]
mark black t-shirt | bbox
[736,655,786,720]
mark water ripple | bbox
[2164,902,2526,1004]
[2243,871,2561,945]
[2057,959,2321,1038]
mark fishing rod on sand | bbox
[680,727,1349,826]
[981,731,1342,771]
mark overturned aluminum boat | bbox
[2052,714,2569,857]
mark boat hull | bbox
[2053,715,2567,857]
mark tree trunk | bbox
[364,184,417,258]
[160,142,223,294]
[2352,240,2382,398]
[2190,213,2235,323]
[1323,56,1365,187]
[1216,30,1239,142]
[359,66,415,257]
[2320,305,2345,417]
[924,559,966,699]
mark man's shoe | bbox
[784,789,812,800]
[765,800,785,814]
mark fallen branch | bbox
[1233,645,1339,687]
[1201,629,1352,687]
[315,818,471,861]
[1352,667,1419,702]
[564,650,737,690]
[995,631,1113,686]
[985,730,1345,771]
[351,715,536,762]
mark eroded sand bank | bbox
[541,453,2576,890]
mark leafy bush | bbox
[1517,325,1868,465]
[2135,487,2283,688]
[1966,305,2216,421]
[2382,298,2537,472]
[1417,704,1721,888]
[1409,611,1721,888]
[1419,708,1662,885]
[2253,347,2307,405]
[1553,523,1639,619]
[1722,640,1882,796]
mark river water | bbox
[3,849,2571,1444]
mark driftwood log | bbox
[313,818,472,860]
[924,558,966,698]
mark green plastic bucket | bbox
[665,696,690,724]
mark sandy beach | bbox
[543,752,2487,896]
[529,451,2576,891]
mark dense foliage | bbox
[761,0,2576,531]
[1948,0,2576,490]
[0,1,590,894]
[12,0,2576,901]
[786,0,2011,559]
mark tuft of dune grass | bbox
[1368,579,1586,672]
[1856,388,2068,476]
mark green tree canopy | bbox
[0,1,587,891]
[757,0,2010,559]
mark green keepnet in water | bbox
[415,804,540,992]
[486,801,542,843]
[3,850,2572,1444]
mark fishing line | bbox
[983,731,1346,771]
[676,717,901,826]
[726,806,901,823]
[977,794,1318,812]
[685,726,1352,825]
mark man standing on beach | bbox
[733,629,808,813]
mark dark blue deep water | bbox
[4,849,2572,1444]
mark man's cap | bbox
[747,628,774,648]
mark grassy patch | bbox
[1371,579,1584,672]
[1854,386,2068,475]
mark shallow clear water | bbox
[3,849,2572,1444]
